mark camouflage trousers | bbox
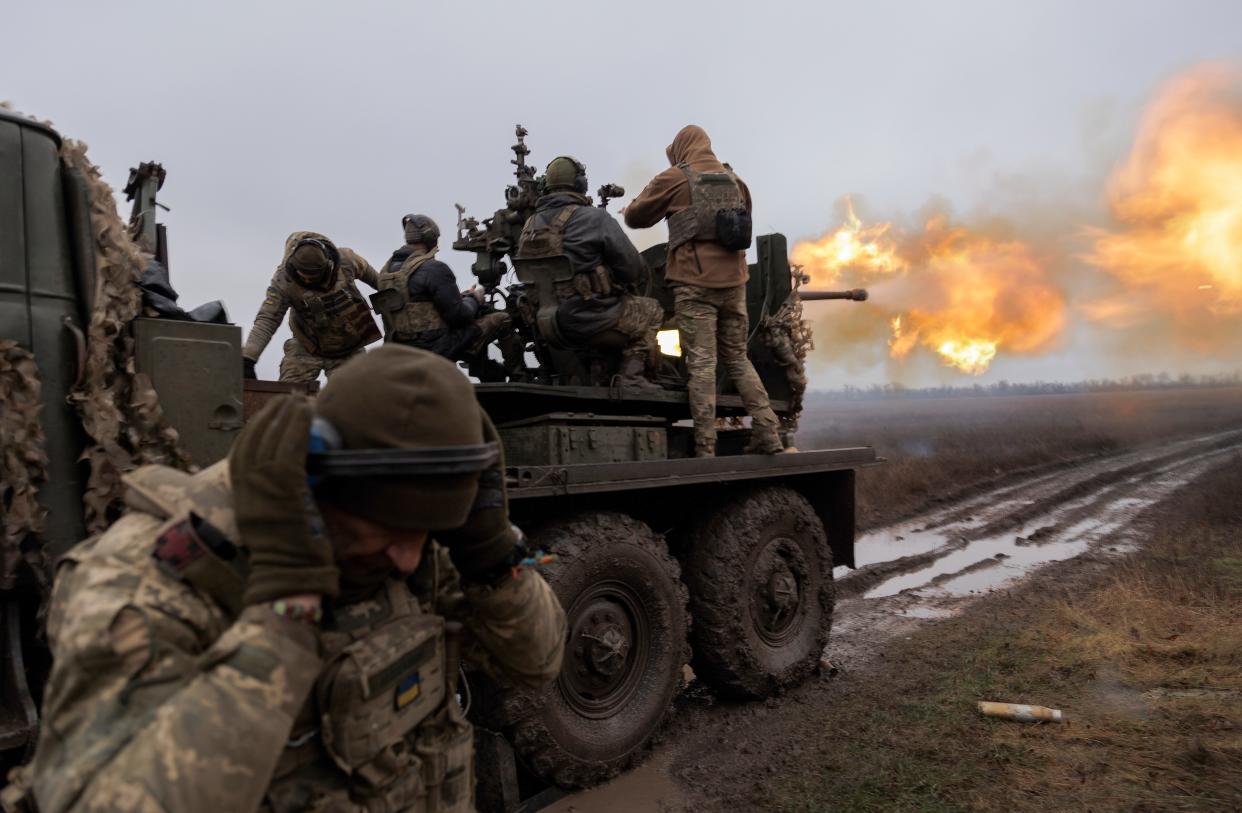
[673,284,780,454]
[278,337,363,384]
[613,295,664,360]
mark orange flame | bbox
[1085,64,1242,341]
[796,209,1066,375]
[792,198,905,284]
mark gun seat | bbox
[513,256,574,349]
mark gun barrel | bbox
[798,288,869,302]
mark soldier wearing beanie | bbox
[516,156,665,391]
[375,214,525,380]
[17,346,566,812]
[242,230,384,383]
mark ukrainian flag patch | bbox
[395,672,421,709]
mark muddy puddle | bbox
[845,430,1242,605]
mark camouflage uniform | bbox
[674,284,780,454]
[244,232,382,384]
[20,461,566,813]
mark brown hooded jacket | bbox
[624,125,753,288]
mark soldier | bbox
[12,345,566,812]
[516,156,664,390]
[242,231,382,383]
[374,214,523,377]
[624,125,784,456]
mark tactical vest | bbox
[282,269,382,358]
[138,464,473,813]
[267,580,473,813]
[517,206,611,301]
[665,164,752,252]
[373,253,446,343]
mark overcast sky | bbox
[5,0,1241,384]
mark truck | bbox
[0,110,877,810]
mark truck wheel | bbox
[686,486,833,698]
[504,512,689,789]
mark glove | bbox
[230,395,339,605]
[242,357,258,380]
[437,413,522,584]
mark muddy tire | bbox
[503,512,690,789]
[686,486,833,698]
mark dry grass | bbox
[772,456,1242,813]
[795,387,1242,529]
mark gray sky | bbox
[5,0,1241,384]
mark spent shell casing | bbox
[977,701,1064,723]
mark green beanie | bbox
[314,345,483,530]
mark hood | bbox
[666,125,716,166]
[535,191,592,211]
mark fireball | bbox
[1085,63,1242,340]
[796,210,1065,375]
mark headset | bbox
[307,416,499,486]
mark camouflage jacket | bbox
[243,232,382,361]
[22,462,566,812]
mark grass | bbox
[796,387,1242,529]
[771,456,1242,812]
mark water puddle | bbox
[858,440,1239,601]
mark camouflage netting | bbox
[0,342,51,594]
[59,139,193,533]
[758,267,813,431]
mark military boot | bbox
[744,428,786,455]
[617,352,661,393]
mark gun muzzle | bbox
[798,288,869,302]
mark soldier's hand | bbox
[436,412,521,584]
[230,395,339,605]
[467,285,486,304]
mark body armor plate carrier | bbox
[665,164,752,252]
[373,253,446,343]
[285,271,382,358]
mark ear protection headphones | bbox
[566,156,588,195]
[307,416,499,487]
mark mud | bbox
[543,428,1242,812]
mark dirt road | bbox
[541,428,1242,812]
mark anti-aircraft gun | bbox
[447,127,877,809]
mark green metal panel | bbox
[133,319,244,467]
[499,413,668,467]
[0,115,89,558]
[0,119,31,348]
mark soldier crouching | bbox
[11,345,566,813]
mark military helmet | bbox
[286,237,338,286]
[402,214,440,247]
[544,156,588,194]
[312,345,494,530]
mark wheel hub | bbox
[561,585,647,719]
[751,538,806,645]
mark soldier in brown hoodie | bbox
[624,125,783,457]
